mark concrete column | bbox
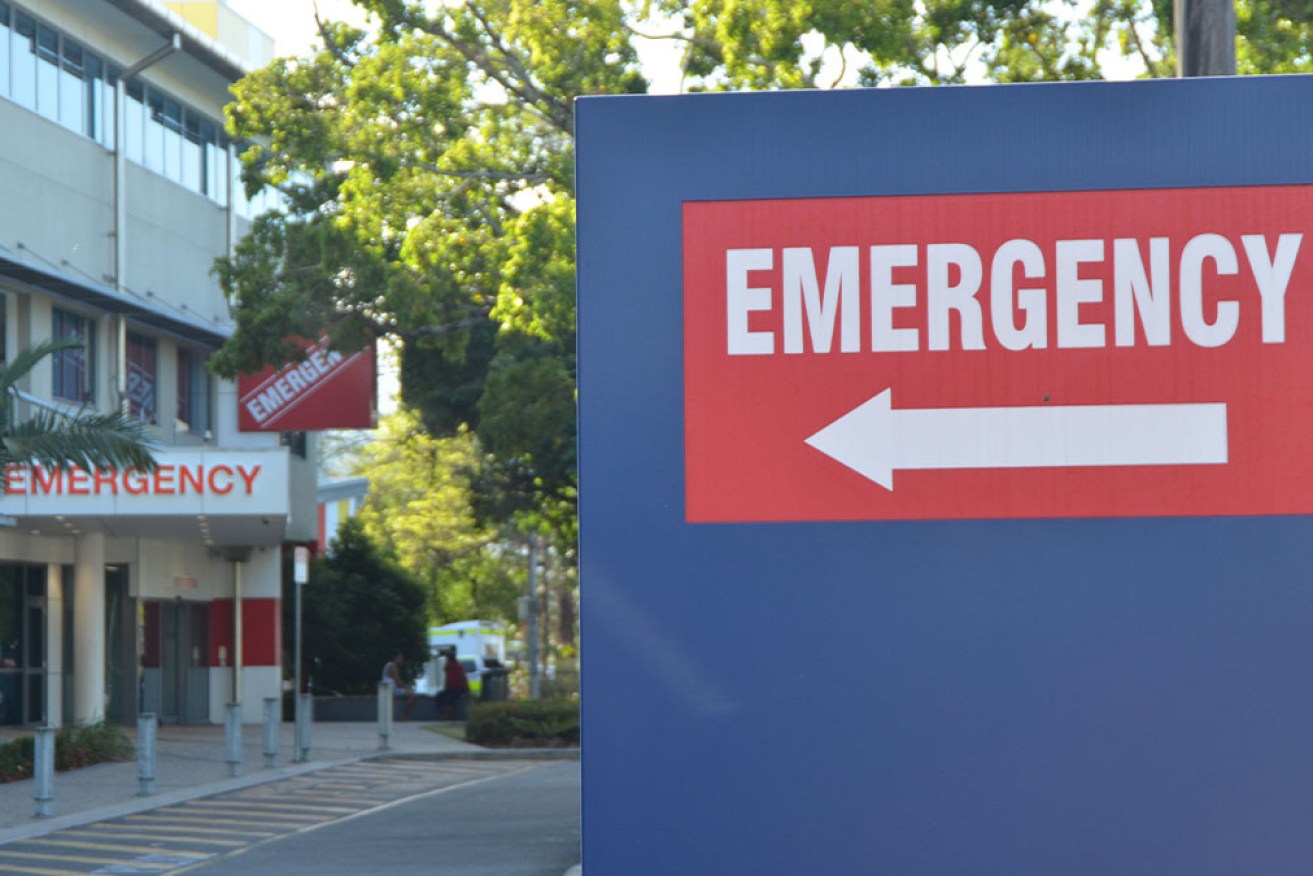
[44,564,63,728]
[73,532,106,722]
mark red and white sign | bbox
[683,185,1313,522]
[0,450,290,517]
[238,337,376,432]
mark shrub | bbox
[465,700,580,748]
[0,721,134,783]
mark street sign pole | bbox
[293,546,309,761]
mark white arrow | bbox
[804,389,1228,490]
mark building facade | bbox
[0,0,316,727]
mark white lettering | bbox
[782,247,859,354]
[926,243,984,351]
[1242,233,1301,344]
[1113,238,1171,347]
[1180,233,1239,348]
[726,249,774,355]
[719,233,1300,356]
[990,239,1047,351]
[1056,239,1105,349]
[871,245,919,352]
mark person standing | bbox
[439,649,470,720]
[381,649,415,720]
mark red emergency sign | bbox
[682,185,1313,522]
[238,337,376,432]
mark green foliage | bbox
[287,518,428,694]
[353,410,524,624]
[216,0,1312,567]
[464,699,580,747]
[55,721,135,770]
[0,734,33,782]
[0,721,134,783]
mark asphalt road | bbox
[180,759,581,876]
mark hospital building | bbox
[0,0,349,728]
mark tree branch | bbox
[314,1,356,68]
[415,164,552,184]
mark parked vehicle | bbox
[417,621,507,696]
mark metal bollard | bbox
[294,693,305,761]
[297,692,312,762]
[224,703,242,777]
[262,697,279,768]
[377,682,392,751]
[137,713,157,796]
[33,725,55,818]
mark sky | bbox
[225,0,369,58]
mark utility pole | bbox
[527,533,541,699]
[1175,0,1236,76]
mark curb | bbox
[375,748,580,762]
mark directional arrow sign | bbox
[681,184,1313,522]
[804,390,1228,490]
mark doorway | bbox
[141,601,210,723]
[0,565,46,726]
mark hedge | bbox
[465,700,580,748]
[0,721,134,783]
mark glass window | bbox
[52,308,94,403]
[34,22,56,121]
[85,53,102,141]
[11,12,35,109]
[182,110,202,192]
[162,96,182,182]
[0,5,11,98]
[100,71,116,149]
[58,38,84,133]
[144,88,164,174]
[124,79,143,163]
[176,348,211,435]
[126,333,156,422]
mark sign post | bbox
[292,545,309,762]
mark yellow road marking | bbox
[76,822,270,838]
[59,829,244,847]
[185,800,355,815]
[0,862,88,876]
[171,807,323,823]
[22,838,209,857]
[124,813,285,828]
[0,848,174,868]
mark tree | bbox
[212,0,1312,537]
[288,517,427,693]
[351,409,523,624]
[0,339,156,475]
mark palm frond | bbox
[3,408,158,473]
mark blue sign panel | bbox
[577,78,1313,874]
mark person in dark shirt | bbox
[438,648,470,720]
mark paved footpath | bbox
[0,721,580,873]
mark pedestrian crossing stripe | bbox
[0,848,176,868]
[59,829,243,847]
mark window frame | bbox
[125,331,157,423]
[51,307,95,404]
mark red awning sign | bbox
[238,337,376,432]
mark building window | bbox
[176,348,211,435]
[52,308,93,403]
[126,332,156,422]
[0,3,225,199]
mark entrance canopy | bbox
[0,448,291,547]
